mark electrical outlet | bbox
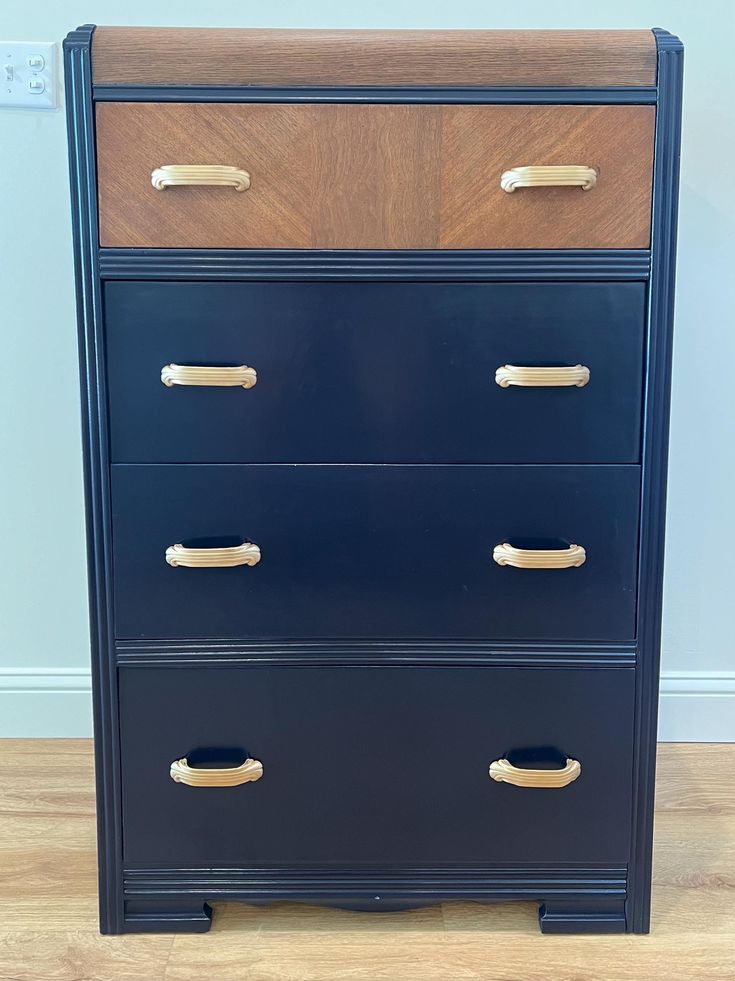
[0,41,57,109]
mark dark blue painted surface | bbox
[119,665,635,867]
[106,281,645,464]
[64,23,125,935]
[99,249,651,281]
[93,84,658,104]
[628,27,684,934]
[111,464,640,641]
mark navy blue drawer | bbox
[105,281,645,464]
[120,664,634,867]
[111,464,639,641]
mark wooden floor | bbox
[0,741,733,981]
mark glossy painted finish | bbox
[119,664,635,867]
[92,84,658,104]
[111,464,640,641]
[99,249,652,280]
[106,281,645,464]
[628,28,684,934]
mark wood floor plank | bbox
[165,933,735,981]
[0,932,174,981]
[1,741,734,981]
[655,744,735,811]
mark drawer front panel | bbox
[120,665,635,867]
[111,465,640,640]
[96,102,654,249]
[106,281,645,465]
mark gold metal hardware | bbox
[161,364,257,389]
[500,165,597,193]
[492,543,586,569]
[151,164,251,192]
[489,757,581,788]
[165,542,261,568]
[495,364,590,388]
[170,757,263,787]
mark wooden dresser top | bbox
[91,28,657,88]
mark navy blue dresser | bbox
[64,25,682,934]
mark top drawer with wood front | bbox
[95,102,655,250]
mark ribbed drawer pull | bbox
[500,165,597,193]
[161,364,258,389]
[495,364,590,388]
[151,164,251,192]
[493,543,586,569]
[170,757,263,787]
[489,757,581,788]
[165,542,261,568]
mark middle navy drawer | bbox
[111,464,640,641]
[105,281,645,464]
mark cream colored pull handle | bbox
[170,757,263,787]
[495,365,590,388]
[161,364,257,389]
[489,757,581,788]
[165,542,261,568]
[493,543,586,569]
[151,164,251,192]
[500,166,597,193]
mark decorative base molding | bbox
[539,898,627,934]
[121,866,627,934]
[122,900,213,935]
[1,668,733,740]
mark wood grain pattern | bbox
[96,103,654,249]
[91,28,657,88]
[440,105,655,249]
[1,740,734,980]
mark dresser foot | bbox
[538,898,627,934]
[123,899,213,933]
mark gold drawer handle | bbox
[500,166,597,193]
[165,542,261,568]
[151,164,251,192]
[170,757,263,788]
[489,757,581,788]
[161,364,257,389]
[495,365,590,388]
[493,543,586,569]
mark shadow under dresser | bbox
[64,25,683,934]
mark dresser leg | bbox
[123,899,213,933]
[538,898,627,934]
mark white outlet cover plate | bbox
[0,41,57,109]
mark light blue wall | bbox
[1,1,733,736]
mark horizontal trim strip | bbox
[9,666,734,689]
[0,667,91,691]
[99,249,651,282]
[93,84,658,105]
[123,865,627,899]
[115,639,636,668]
[660,671,735,694]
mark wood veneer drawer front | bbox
[119,665,635,866]
[106,281,645,465]
[110,465,640,640]
[95,102,654,249]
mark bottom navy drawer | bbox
[120,665,635,868]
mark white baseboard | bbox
[0,668,93,737]
[0,668,733,741]
[658,671,735,742]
